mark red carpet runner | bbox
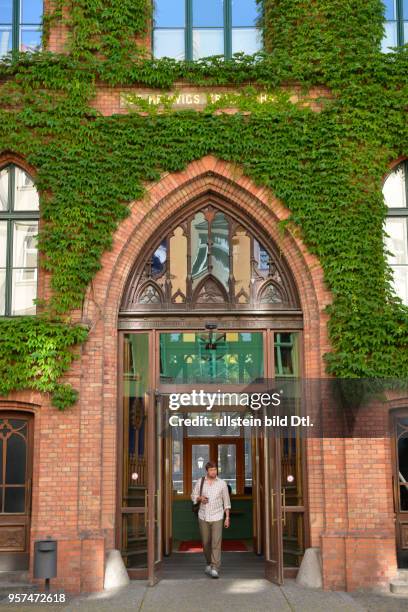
[178,540,247,552]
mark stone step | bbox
[390,580,408,595]
[0,571,30,584]
[397,569,408,581]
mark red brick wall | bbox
[0,143,406,594]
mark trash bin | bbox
[34,539,57,579]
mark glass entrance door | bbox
[146,391,162,586]
[119,328,304,583]
[263,428,284,584]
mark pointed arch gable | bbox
[82,155,332,378]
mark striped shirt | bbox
[191,476,231,522]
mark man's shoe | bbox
[210,568,219,578]
[205,565,212,576]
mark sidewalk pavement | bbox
[1,578,408,612]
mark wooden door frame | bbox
[390,406,408,568]
[0,410,34,571]
[116,323,310,581]
[184,436,245,496]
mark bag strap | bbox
[199,476,205,496]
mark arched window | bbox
[0,164,39,316]
[153,0,262,60]
[382,0,408,51]
[383,161,408,304]
[121,203,299,312]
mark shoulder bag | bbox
[192,476,205,514]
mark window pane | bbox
[404,21,408,43]
[390,265,408,304]
[14,167,39,211]
[232,27,262,54]
[153,29,185,59]
[152,240,167,276]
[172,426,183,494]
[403,0,408,19]
[383,163,406,208]
[218,444,236,493]
[193,0,224,27]
[6,433,26,484]
[4,487,25,513]
[154,0,185,27]
[122,334,149,512]
[233,229,251,303]
[0,167,8,211]
[398,424,408,510]
[13,221,38,267]
[0,28,11,56]
[192,444,210,488]
[21,0,43,23]
[275,333,299,377]
[193,28,224,59]
[381,22,398,51]
[11,268,37,315]
[191,212,208,288]
[0,0,12,23]
[212,212,229,290]
[0,269,5,315]
[383,0,396,19]
[254,239,270,271]
[20,27,42,52]
[232,0,259,26]
[169,226,187,302]
[160,331,264,384]
[0,221,7,267]
[385,218,408,264]
[244,434,252,489]
[123,333,150,398]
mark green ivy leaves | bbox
[0,318,88,410]
[0,0,407,409]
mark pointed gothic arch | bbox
[120,196,300,314]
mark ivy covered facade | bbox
[0,0,407,595]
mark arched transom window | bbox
[121,204,299,312]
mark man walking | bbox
[191,460,231,578]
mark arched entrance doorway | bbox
[0,410,34,571]
[116,194,309,585]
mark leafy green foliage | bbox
[0,318,88,409]
[0,0,408,408]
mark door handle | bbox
[27,478,32,514]
[271,488,277,525]
[281,488,286,527]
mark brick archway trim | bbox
[74,155,332,545]
[82,155,333,374]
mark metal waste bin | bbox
[34,539,57,579]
